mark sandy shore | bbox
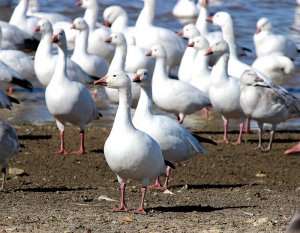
[0,123,299,232]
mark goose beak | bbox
[204,47,213,56]
[34,26,40,32]
[177,30,183,36]
[51,35,59,43]
[133,73,142,83]
[206,16,213,23]
[70,24,76,30]
[105,37,112,43]
[76,0,82,6]
[255,28,261,34]
[103,20,111,28]
[145,50,152,56]
[187,41,194,47]
[94,76,108,86]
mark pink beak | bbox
[34,26,40,32]
[145,50,152,56]
[255,28,261,34]
[187,41,195,47]
[104,37,112,43]
[76,0,82,6]
[206,16,214,23]
[103,20,111,28]
[70,24,76,30]
[204,47,213,56]
[51,35,59,43]
[94,76,108,86]
[132,73,142,83]
[177,31,183,36]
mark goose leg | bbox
[72,130,85,155]
[162,166,172,189]
[112,183,128,212]
[218,117,229,144]
[149,177,163,189]
[132,187,147,214]
[232,122,244,145]
[285,142,300,155]
[177,113,184,124]
[244,117,252,133]
[55,130,68,155]
[262,124,276,152]
[204,107,210,119]
[0,167,7,191]
[254,122,263,150]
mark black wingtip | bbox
[164,160,175,169]
[11,77,33,91]
[192,133,217,145]
[90,75,100,81]
[23,38,40,51]
[242,47,252,53]
[98,111,103,117]
[7,95,20,104]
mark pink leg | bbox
[285,143,300,155]
[71,130,85,155]
[177,115,184,124]
[54,130,68,155]
[132,187,147,214]
[112,183,128,212]
[149,177,163,189]
[244,117,252,133]
[162,166,172,189]
[232,122,244,145]
[92,89,97,100]
[7,86,14,94]
[204,107,210,119]
[218,118,229,144]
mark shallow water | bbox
[2,0,300,131]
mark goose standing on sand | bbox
[70,18,109,78]
[146,44,211,124]
[76,0,114,62]
[34,18,95,87]
[133,69,212,189]
[240,70,300,151]
[94,71,172,214]
[135,0,185,72]
[45,28,101,155]
[104,32,142,108]
[205,40,246,144]
[254,17,299,60]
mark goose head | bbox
[178,23,200,39]
[76,0,96,9]
[51,28,67,47]
[255,17,272,34]
[204,39,229,56]
[132,69,151,87]
[206,11,232,28]
[70,17,89,31]
[94,71,130,89]
[199,0,208,7]
[189,36,209,50]
[145,45,167,59]
[35,18,52,33]
[240,70,264,86]
[104,32,126,46]
[103,5,126,27]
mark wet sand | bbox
[0,123,299,232]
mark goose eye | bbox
[113,74,116,77]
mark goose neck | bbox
[211,54,229,83]
[39,30,54,55]
[108,43,126,73]
[136,0,155,27]
[84,5,98,30]
[196,5,209,36]
[135,84,153,119]
[153,57,168,80]
[221,24,238,58]
[73,29,89,57]
[112,15,128,32]
[10,0,28,23]
[51,43,68,84]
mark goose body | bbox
[172,0,199,18]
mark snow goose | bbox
[146,44,211,124]
[0,26,35,80]
[0,120,20,191]
[177,24,200,83]
[135,0,185,71]
[240,70,300,151]
[9,0,41,41]
[94,71,170,214]
[45,28,101,155]
[133,68,212,189]
[254,17,299,60]
[70,18,109,78]
[205,40,246,144]
[103,5,136,44]
[104,32,143,108]
[252,54,295,85]
[76,0,114,63]
[34,19,95,87]
[172,0,199,18]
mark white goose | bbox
[177,23,200,83]
[76,0,114,63]
[135,0,185,71]
[9,0,41,41]
[133,69,211,189]
[252,54,295,85]
[34,19,95,87]
[240,70,300,151]
[45,28,101,155]
[254,17,299,60]
[205,40,246,144]
[147,44,211,124]
[0,26,35,80]
[172,0,199,18]
[104,32,142,108]
[94,71,170,214]
[70,18,109,78]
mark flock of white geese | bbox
[0,0,300,214]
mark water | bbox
[2,0,300,130]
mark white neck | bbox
[134,83,153,120]
[10,0,28,24]
[153,56,169,81]
[73,28,89,58]
[196,5,209,36]
[51,41,68,85]
[192,50,210,75]
[37,29,54,56]
[136,0,155,27]
[83,3,98,30]
[111,14,128,32]
[210,54,229,84]
[108,42,126,73]
[221,22,238,58]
